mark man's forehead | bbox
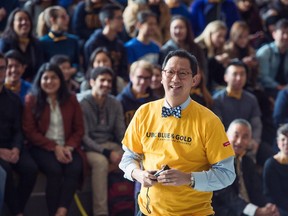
[166,57,190,68]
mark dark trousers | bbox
[31,147,82,216]
[0,148,38,215]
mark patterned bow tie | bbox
[162,106,181,118]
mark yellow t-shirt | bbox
[122,99,235,216]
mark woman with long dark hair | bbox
[23,63,84,216]
[0,8,44,81]
[159,15,207,75]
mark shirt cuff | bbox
[243,203,258,216]
[192,172,206,190]
[125,163,140,181]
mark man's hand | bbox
[156,169,191,186]
[10,147,20,164]
[132,168,158,188]
[255,203,280,216]
[0,148,13,162]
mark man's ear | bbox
[89,79,95,87]
[224,73,228,83]
[191,74,200,87]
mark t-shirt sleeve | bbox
[205,116,235,165]
[122,108,143,154]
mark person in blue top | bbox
[256,19,288,99]
[72,0,113,42]
[189,0,240,37]
[37,5,80,69]
[4,50,31,103]
[125,10,160,65]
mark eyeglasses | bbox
[136,75,151,81]
[162,69,192,79]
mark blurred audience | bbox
[263,123,288,216]
[0,52,38,216]
[189,0,240,37]
[195,20,229,92]
[123,0,171,45]
[256,18,288,99]
[125,10,160,65]
[213,119,280,216]
[0,8,44,81]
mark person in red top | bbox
[23,63,84,216]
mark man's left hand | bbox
[157,169,191,186]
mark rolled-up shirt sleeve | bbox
[119,145,143,181]
[193,156,236,191]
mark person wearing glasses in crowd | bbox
[116,59,157,127]
[119,50,236,216]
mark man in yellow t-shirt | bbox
[119,50,236,216]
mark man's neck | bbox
[137,34,150,45]
[92,92,106,107]
[226,86,242,95]
[165,96,188,108]
[102,27,117,41]
[275,42,288,54]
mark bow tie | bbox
[162,106,181,118]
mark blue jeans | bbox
[0,166,6,211]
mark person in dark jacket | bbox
[213,119,280,216]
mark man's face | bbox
[59,61,76,81]
[162,56,196,103]
[227,123,252,156]
[138,16,157,38]
[224,65,246,91]
[273,27,288,50]
[6,58,26,84]
[110,10,123,33]
[90,73,113,97]
[0,58,6,86]
[130,67,152,95]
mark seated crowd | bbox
[1,0,288,215]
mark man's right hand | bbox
[132,168,158,188]
[0,148,13,162]
[255,203,280,216]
